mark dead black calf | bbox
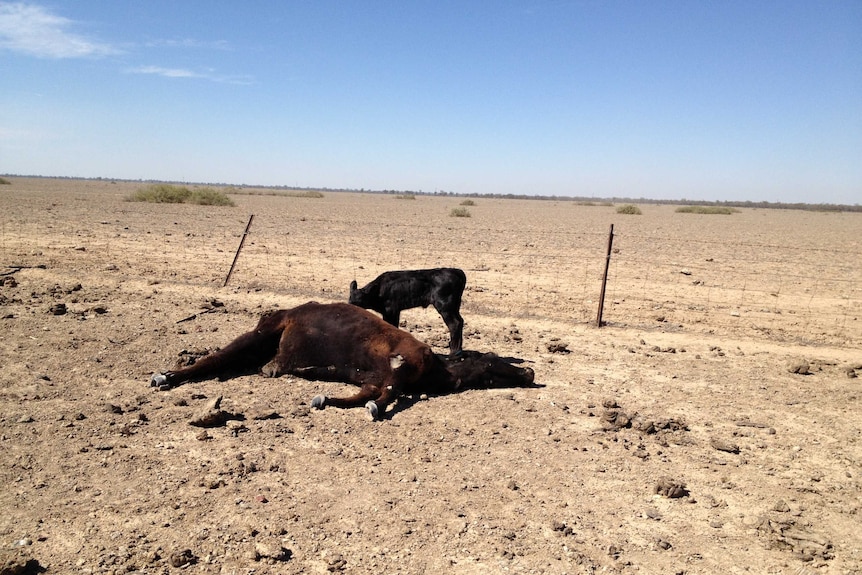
[349,267,466,355]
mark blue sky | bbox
[1,1,860,203]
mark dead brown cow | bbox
[150,302,537,420]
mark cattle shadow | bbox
[378,351,542,420]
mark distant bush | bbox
[127,184,235,206]
[0,177,11,185]
[189,188,236,206]
[676,206,739,215]
[229,188,324,198]
[291,190,324,198]
[616,204,642,215]
[575,201,613,207]
[460,199,476,206]
[395,194,416,200]
[450,207,471,218]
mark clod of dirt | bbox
[48,303,66,315]
[710,439,740,454]
[551,520,575,536]
[253,542,291,562]
[326,554,347,572]
[656,538,672,550]
[188,395,243,428]
[636,417,688,434]
[756,515,833,561]
[169,549,196,568]
[772,500,790,513]
[654,477,689,498]
[546,340,570,354]
[175,348,214,368]
[787,360,810,375]
[601,409,631,431]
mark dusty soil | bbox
[1,178,860,575]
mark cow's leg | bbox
[437,306,464,356]
[151,313,284,389]
[311,384,384,420]
[311,355,410,420]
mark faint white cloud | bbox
[129,65,205,79]
[145,38,231,50]
[128,65,253,85]
[0,2,118,58]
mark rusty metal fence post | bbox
[596,223,614,327]
[223,214,254,287]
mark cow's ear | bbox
[350,280,357,291]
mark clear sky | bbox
[1,1,860,203]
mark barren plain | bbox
[1,177,860,574]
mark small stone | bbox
[772,500,790,512]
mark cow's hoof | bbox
[150,373,169,389]
[365,401,379,421]
[311,395,326,410]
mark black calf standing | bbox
[349,267,466,355]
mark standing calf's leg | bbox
[437,307,464,355]
[382,309,401,327]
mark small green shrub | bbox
[450,207,471,218]
[575,201,613,207]
[460,199,476,206]
[0,177,12,185]
[676,206,738,215]
[291,190,324,198]
[616,204,642,215]
[127,184,234,206]
[189,188,235,206]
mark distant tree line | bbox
[3,174,859,213]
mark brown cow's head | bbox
[441,351,537,390]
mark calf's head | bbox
[348,280,368,307]
[442,351,537,390]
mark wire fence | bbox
[210,209,860,349]
[3,188,858,349]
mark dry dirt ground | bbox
[1,178,860,575]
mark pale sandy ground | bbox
[1,178,860,574]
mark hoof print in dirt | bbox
[654,477,688,498]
